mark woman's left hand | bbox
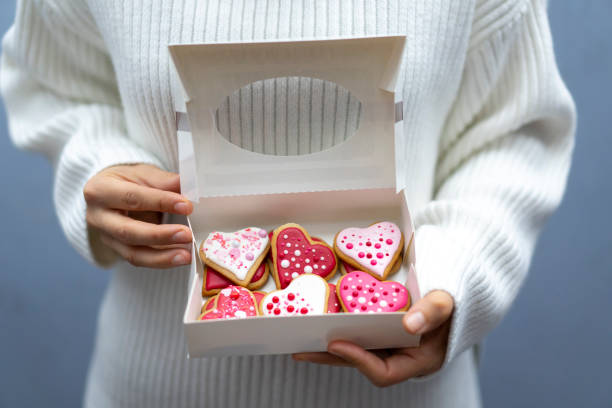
[293,290,454,387]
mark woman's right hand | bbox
[83,164,194,269]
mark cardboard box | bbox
[170,36,421,358]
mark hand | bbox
[83,163,194,268]
[293,290,454,387]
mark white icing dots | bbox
[305,259,310,263]
[283,234,288,239]
[286,243,292,247]
[294,250,301,256]
[284,250,288,254]
[281,260,290,268]
[380,300,388,307]
[291,272,299,279]
[358,297,366,304]
[304,266,313,273]
[295,263,301,268]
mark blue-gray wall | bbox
[0,2,610,407]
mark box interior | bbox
[170,36,422,357]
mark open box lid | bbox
[169,36,407,200]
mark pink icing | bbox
[200,286,258,320]
[337,272,409,313]
[252,291,266,306]
[336,222,401,277]
[274,227,336,289]
[203,289,266,311]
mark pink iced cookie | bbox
[200,286,259,320]
[260,274,330,316]
[336,271,411,313]
[200,227,270,286]
[334,222,403,280]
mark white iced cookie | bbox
[199,227,270,286]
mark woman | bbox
[1,1,575,407]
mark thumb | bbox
[402,290,454,335]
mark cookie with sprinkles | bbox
[260,274,330,316]
[271,223,337,289]
[202,290,267,313]
[199,227,270,286]
[199,286,260,320]
[336,271,411,313]
[334,221,404,280]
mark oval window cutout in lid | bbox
[214,76,362,156]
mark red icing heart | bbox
[204,263,266,293]
[341,261,359,274]
[337,272,410,313]
[273,226,336,289]
[327,284,341,313]
[200,286,259,320]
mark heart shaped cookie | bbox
[202,290,267,313]
[260,274,330,316]
[336,271,411,313]
[202,261,270,296]
[334,222,403,280]
[200,227,270,286]
[199,286,259,320]
[272,224,337,289]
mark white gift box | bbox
[169,36,422,358]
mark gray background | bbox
[1,2,610,407]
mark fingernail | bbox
[404,311,426,334]
[172,253,188,265]
[172,230,191,243]
[174,201,190,213]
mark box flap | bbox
[170,36,406,198]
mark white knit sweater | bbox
[1,1,575,407]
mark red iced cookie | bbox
[272,224,337,289]
[327,284,342,313]
[336,271,411,313]
[199,286,259,320]
[202,261,269,296]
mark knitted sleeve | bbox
[1,0,166,266]
[414,0,576,365]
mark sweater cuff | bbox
[413,220,500,367]
[54,138,167,268]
